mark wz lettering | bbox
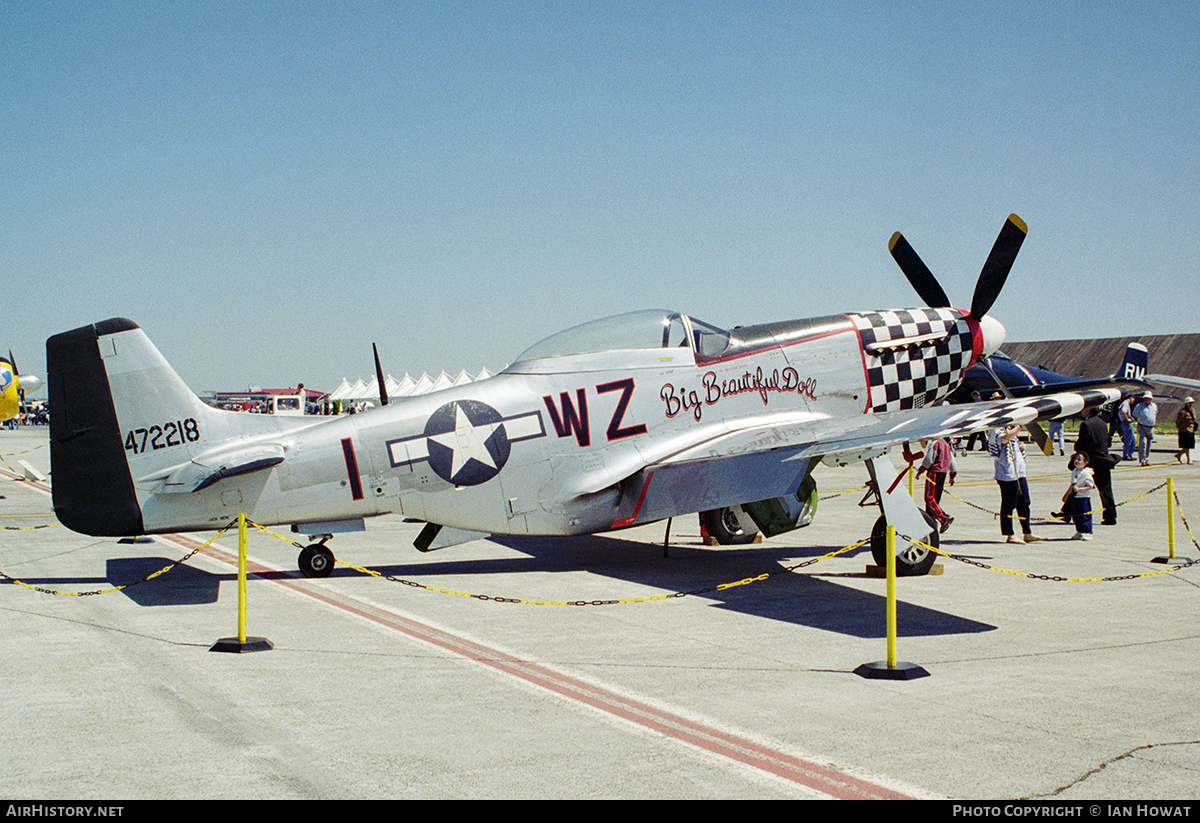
[543,378,647,447]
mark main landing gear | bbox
[298,537,335,578]
[700,506,761,545]
[868,511,938,576]
[858,469,938,577]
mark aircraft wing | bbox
[1147,373,1200,392]
[997,376,1148,399]
[677,386,1124,468]
[600,387,1122,528]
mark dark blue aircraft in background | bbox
[951,342,1148,403]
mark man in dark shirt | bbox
[1075,406,1117,525]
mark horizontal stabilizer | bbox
[1147,373,1200,392]
[192,457,284,492]
[137,444,286,493]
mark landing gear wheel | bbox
[298,544,335,578]
[869,512,938,576]
[701,507,760,545]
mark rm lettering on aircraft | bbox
[1123,362,1146,381]
[661,367,818,422]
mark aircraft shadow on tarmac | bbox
[106,557,222,606]
[10,534,996,636]
[341,531,998,639]
[0,557,222,607]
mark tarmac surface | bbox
[2,425,1198,800]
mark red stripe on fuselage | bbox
[845,314,876,414]
[341,437,364,501]
[611,471,654,529]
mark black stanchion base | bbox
[1151,556,1186,564]
[118,537,155,544]
[209,636,274,654]
[854,661,930,680]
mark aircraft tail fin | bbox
[48,319,148,535]
[47,319,227,536]
[1113,342,1148,383]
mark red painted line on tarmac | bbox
[6,470,914,799]
[162,532,915,800]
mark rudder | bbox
[48,319,145,536]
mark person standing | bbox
[1134,392,1158,466]
[1063,452,1095,540]
[964,390,987,452]
[1175,397,1196,464]
[989,424,1042,544]
[1048,419,1065,456]
[1075,405,1118,525]
[916,436,957,533]
[1118,395,1138,461]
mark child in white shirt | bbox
[1064,452,1095,540]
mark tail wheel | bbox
[701,507,760,545]
[869,512,938,576]
[298,544,335,578]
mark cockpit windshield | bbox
[688,316,733,358]
[510,310,730,364]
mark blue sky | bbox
[3,2,1198,393]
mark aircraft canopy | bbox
[509,310,730,365]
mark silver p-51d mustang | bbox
[48,215,1125,577]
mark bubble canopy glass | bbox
[510,310,731,364]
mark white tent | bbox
[329,367,494,409]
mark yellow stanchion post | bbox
[855,525,929,680]
[1152,477,1181,564]
[1169,477,1175,560]
[210,513,274,653]
[886,525,897,669]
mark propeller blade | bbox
[8,350,16,375]
[373,343,389,407]
[889,232,951,308]
[980,355,1050,455]
[969,214,1027,318]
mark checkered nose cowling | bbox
[848,308,977,413]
